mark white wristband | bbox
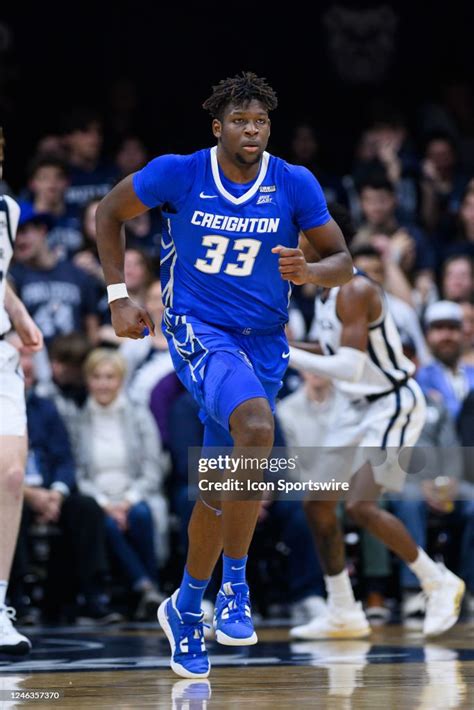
[107,283,129,303]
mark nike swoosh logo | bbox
[282,352,291,359]
[199,192,217,199]
[189,583,208,589]
[231,565,246,571]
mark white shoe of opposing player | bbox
[0,605,32,655]
[290,601,370,640]
[423,564,465,637]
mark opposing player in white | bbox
[289,261,465,639]
[0,128,43,654]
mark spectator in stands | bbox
[35,134,67,162]
[441,183,474,261]
[73,198,104,283]
[419,132,469,236]
[124,213,162,268]
[9,205,101,344]
[24,155,83,260]
[115,136,148,178]
[460,302,474,366]
[11,345,121,624]
[124,248,155,306]
[441,255,473,303]
[390,343,474,623]
[350,245,430,364]
[36,332,92,428]
[417,301,474,419]
[287,123,347,206]
[351,176,436,276]
[69,349,168,620]
[354,117,419,222]
[62,109,119,213]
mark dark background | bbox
[1,2,473,188]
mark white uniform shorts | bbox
[322,379,427,492]
[0,340,26,437]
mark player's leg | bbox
[159,322,275,671]
[176,417,229,612]
[212,396,273,646]
[0,434,31,654]
[346,462,465,636]
[346,461,420,561]
[290,497,370,640]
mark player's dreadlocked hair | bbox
[202,72,278,120]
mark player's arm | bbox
[95,175,155,339]
[273,219,352,287]
[289,280,373,383]
[4,281,43,351]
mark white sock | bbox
[408,547,443,589]
[325,570,356,609]
[0,581,7,607]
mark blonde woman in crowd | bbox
[68,348,168,620]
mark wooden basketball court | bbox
[1,622,473,708]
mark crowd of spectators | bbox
[2,99,473,627]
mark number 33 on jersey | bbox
[132,146,330,331]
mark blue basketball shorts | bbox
[163,309,289,438]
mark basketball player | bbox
[0,128,43,654]
[288,261,465,639]
[95,72,353,677]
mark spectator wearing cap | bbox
[416,300,474,419]
[62,109,119,213]
[8,204,101,345]
[22,155,83,260]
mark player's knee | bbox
[0,465,24,498]
[304,500,337,534]
[346,500,375,528]
[230,398,274,450]
[232,415,274,449]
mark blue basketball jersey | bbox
[133,147,330,330]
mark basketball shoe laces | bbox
[177,609,210,653]
[219,591,250,624]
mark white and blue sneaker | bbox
[214,582,258,646]
[158,590,210,679]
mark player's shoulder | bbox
[273,157,316,182]
[338,270,379,301]
[146,151,200,172]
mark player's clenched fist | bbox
[272,245,311,285]
[110,298,155,340]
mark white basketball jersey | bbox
[0,194,20,335]
[310,276,415,399]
